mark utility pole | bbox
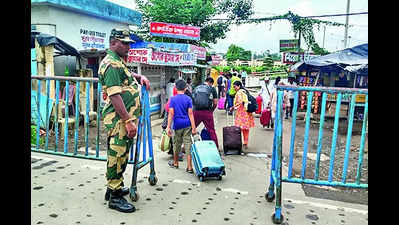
[343,0,350,48]
[322,26,326,48]
[297,29,301,62]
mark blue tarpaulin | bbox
[292,43,368,72]
[31,91,55,129]
[305,43,368,67]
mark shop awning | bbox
[290,43,368,72]
[289,61,304,72]
[304,43,368,67]
[345,64,368,73]
[31,32,80,57]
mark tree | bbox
[263,57,273,68]
[269,53,281,61]
[226,44,251,61]
[134,0,254,46]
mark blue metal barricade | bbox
[266,85,368,224]
[30,75,153,165]
[129,85,158,201]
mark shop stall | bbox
[289,44,368,120]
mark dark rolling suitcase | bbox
[223,111,242,155]
[191,134,226,181]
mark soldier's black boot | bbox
[108,189,136,213]
[105,186,130,201]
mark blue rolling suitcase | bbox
[191,135,226,181]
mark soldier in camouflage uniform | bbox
[98,28,150,213]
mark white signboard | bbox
[80,28,106,50]
[282,52,320,64]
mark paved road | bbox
[31,110,368,225]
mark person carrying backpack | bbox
[229,80,255,150]
[192,77,220,150]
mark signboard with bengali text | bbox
[189,45,206,60]
[127,48,197,66]
[211,55,222,65]
[150,22,200,41]
[127,49,149,64]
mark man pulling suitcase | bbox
[192,77,220,150]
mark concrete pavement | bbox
[31,110,368,225]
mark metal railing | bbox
[266,85,368,224]
[31,75,110,162]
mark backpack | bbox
[244,89,258,113]
[217,76,223,86]
[184,89,193,99]
[192,84,213,110]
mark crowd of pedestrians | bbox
[161,71,297,173]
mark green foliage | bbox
[134,0,254,45]
[269,53,281,61]
[226,44,251,61]
[31,125,44,146]
[249,11,343,53]
[311,42,330,55]
[263,57,273,68]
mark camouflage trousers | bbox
[106,130,134,191]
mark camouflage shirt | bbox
[98,49,141,135]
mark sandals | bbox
[186,168,194,174]
[168,160,178,168]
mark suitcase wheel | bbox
[217,175,222,181]
[199,176,204,182]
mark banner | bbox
[130,41,206,60]
[189,45,206,60]
[127,48,197,66]
[211,55,222,65]
[150,22,200,41]
[127,49,149,64]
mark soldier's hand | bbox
[125,121,137,139]
[140,76,151,90]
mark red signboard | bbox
[211,55,222,65]
[127,49,149,64]
[150,22,200,41]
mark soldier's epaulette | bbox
[109,60,124,69]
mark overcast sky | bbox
[108,0,368,54]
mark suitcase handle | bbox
[226,110,235,126]
[191,133,201,143]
